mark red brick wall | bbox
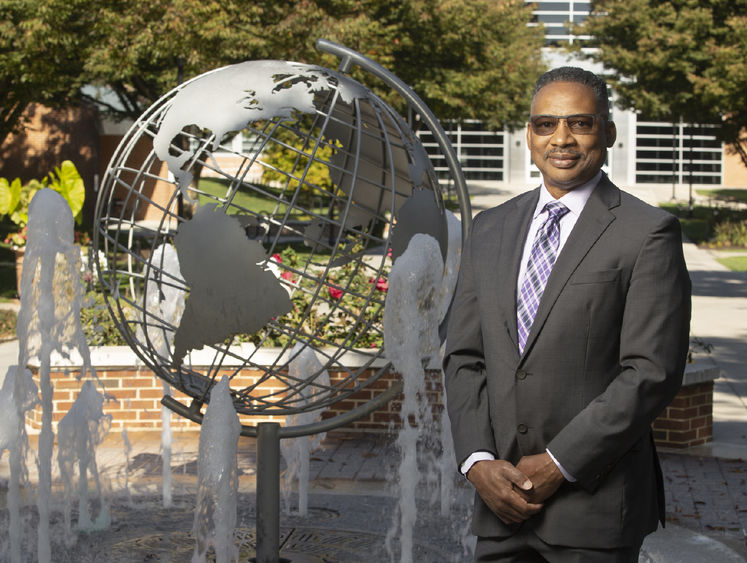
[28,365,711,449]
[0,103,99,223]
[26,366,445,434]
[652,381,713,448]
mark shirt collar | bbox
[534,171,603,219]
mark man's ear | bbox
[526,122,532,147]
[606,120,617,148]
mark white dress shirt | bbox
[460,172,603,480]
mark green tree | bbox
[576,0,747,167]
[263,0,546,130]
[2,0,544,145]
[0,0,96,146]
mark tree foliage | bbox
[0,0,545,147]
[576,0,747,166]
[0,0,96,146]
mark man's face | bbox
[526,81,616,198]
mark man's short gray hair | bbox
[532,67,610,117]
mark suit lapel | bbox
[495,189,538,349]
[520,177,620,360]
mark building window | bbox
[635,120,722,185]
[528,0,592,45]
[417,120,505,182]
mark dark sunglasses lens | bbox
[567,115,595,133]
[531,116,558,135]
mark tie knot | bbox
[543,201,569,221]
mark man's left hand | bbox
[516,453,565,504]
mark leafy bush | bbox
[0,160,86,249]
[0,308,16,340]
[711,220,747,247]
[80,291,128,346]
[660,202,747,246]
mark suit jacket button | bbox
[516,370,527,380]
[517,424,528,434]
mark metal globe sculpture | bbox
[94,41,469,436]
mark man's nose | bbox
[550,119,576,145]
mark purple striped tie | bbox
[517,201,570,354]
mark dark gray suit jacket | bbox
[443,176,691,548]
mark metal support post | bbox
[255,422,281,563]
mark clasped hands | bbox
[466,453,565,525]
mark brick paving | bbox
[306,434,747,541]
[660,453,747,543]
[306,433,747,558]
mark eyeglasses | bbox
[529,114,598,136]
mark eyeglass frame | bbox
[528,113,601,136]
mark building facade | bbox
[416,0,747,191]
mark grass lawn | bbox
[696,188,747,204]
[197,177,325,219]
[716,255,747,272]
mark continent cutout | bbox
[390,188,447,264]
[172,204,292,365]
[152,60,368,199]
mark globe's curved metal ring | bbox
[316,39,472,241]
[94,42,469,439]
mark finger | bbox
[498,492,543,522]
[501,465,533,491]
[495,500,541,524]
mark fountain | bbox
[0,366,37,562]
[192,375,241,563]
[90,38,471,562]
[280,344,331,517]
[383,233,444,563]
[8,188,98,562]
[0,40,475,562]
[57,379,112,542]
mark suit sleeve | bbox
[443,216,498,467]
[547,213,691,491]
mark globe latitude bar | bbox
[94,39,470,562]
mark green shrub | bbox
[80,291,128,346]
[711,220,747,247]
[0,308,16,340]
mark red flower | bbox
[272,253,282,263]
[369,277,388,292]
[280,271,294,281]
[328,285,343,300]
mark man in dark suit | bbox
[443,67,691,561]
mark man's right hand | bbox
[467,459,543,525]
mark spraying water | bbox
[280,343,331,516]
[436,211,461,517]
[57,379,112,543]
[139,243,185,508]
[161,381,173,508]
[122,428,133,506]
[12,188,97,562]
[192,375,241,563]
[383,233,444,563]
[0,366,37,562]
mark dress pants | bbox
[475,522,643,563]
